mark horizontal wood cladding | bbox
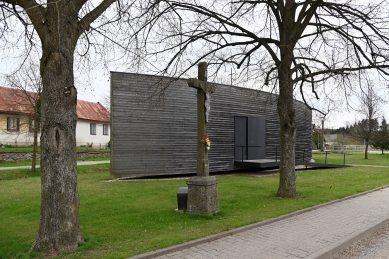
[111,72,312,178]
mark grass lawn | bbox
[313,151,389,166]
[0,156,110,169]
[0,145,109,153]
[1,164,389,258]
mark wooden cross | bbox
[187,62,216,177]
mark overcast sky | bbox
[1,0,389,130]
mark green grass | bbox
[313,151,389,166]
[0,160,40,167]
[1,163,389,258]
[0,168,40,180]
[0,156,109,168]
[0,147,37,152]
[0,161,110,181]
[0,146,109,152]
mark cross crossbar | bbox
[188,78,216,94]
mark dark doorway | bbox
[234,116,266,161]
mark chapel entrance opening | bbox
[234,116,266,161]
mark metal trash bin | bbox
[177,187,188,211]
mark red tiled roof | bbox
[76,100,110,123]
[0,86,110,123]
[0,86,37,115]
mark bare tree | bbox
[136,0,389,197]
[371,116,389,155]
[101,92,110,112]
[354,81,385,158]
[0,0,138,252]
[5,61,41,173]
[352,118,378,157]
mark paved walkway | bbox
[130,186,389,259]
[0,160,110,170]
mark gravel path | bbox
[331,223,389,259]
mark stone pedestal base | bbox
[186,176,219,215]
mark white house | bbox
[75,100,110,147]
[0,86,110,147]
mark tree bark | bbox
[365,140,369,159]
[32,3,83,251]
[33,51,82,252]
[276,69,297,198]
[276,0,297,198]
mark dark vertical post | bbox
[246,117,248,160]
[196,62,209,177]
[321,119,325,152]
[344,153,346,165]
[186,62,219,216]
[325,151,328,164]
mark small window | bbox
[7,117,19,131]
[90,123,96,135]
[103,124,109,135]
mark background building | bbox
[110,72,312,178]
[0,86,110,147]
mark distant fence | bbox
[76,142,110,151]
[324,145,377,152]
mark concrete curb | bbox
[128,185,389,259]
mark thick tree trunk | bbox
[32,6,82,250]
[365,141,369,159]
[276,75,297,198]
[276,1,297,198]
[33,50,82,251]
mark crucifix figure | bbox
[188,62,216,177]
[186,62,219,216]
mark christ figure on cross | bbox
[187,62,216,177]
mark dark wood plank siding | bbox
[111,72,312,178]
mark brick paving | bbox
[129,187,389,259]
